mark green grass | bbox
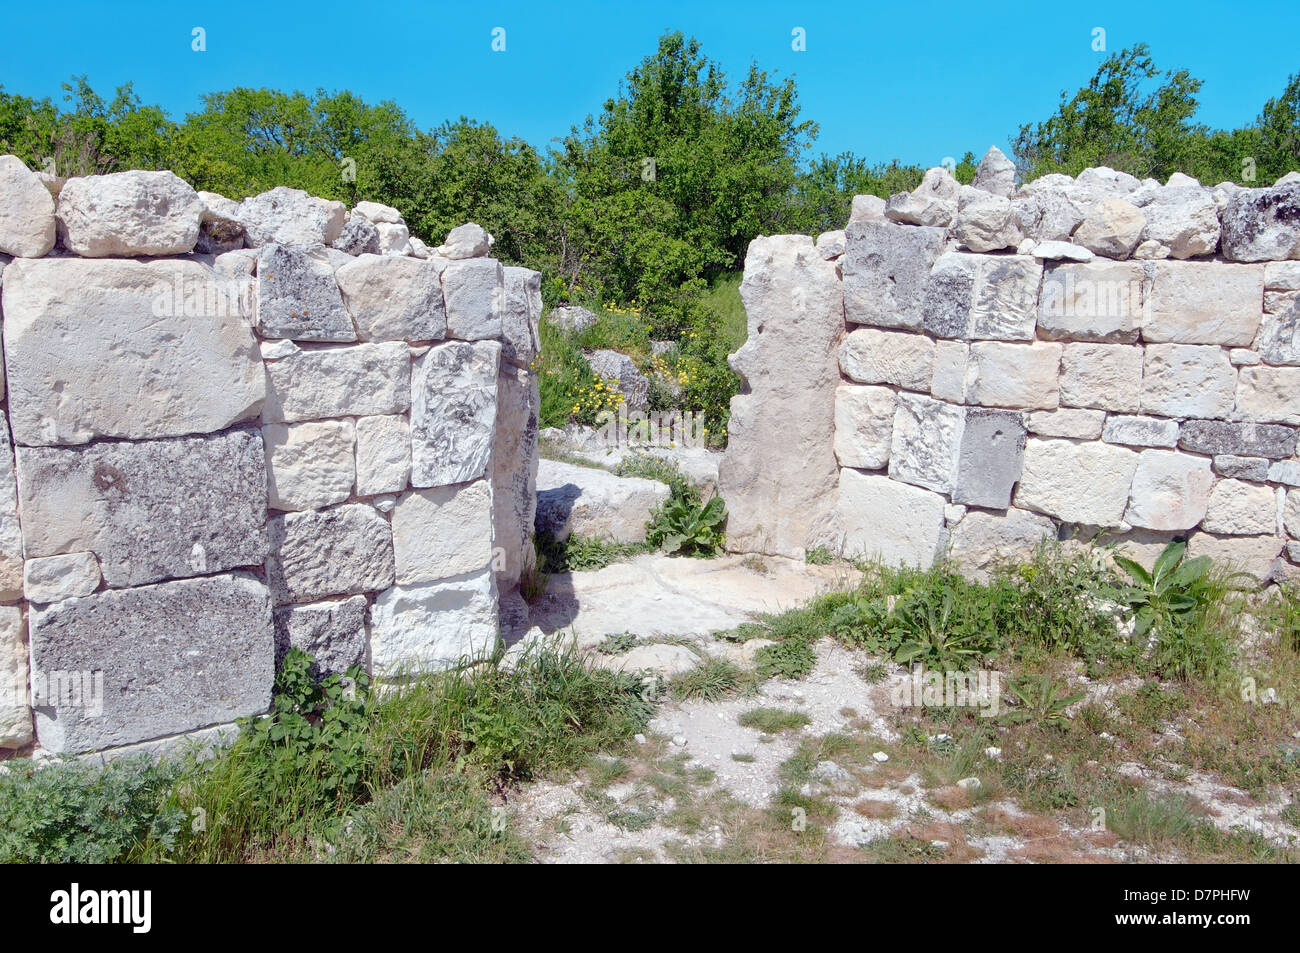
[699,271,747,355]
[738,708,812,734]
[0,643,652,864]
[670,657,751,702]
[534,531,649,573]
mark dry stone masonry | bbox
[722,149,1300,587]
[0,160,539,756]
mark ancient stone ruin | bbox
[0,160,539,756]
[4,147,1300,760]
[722,151,1300,587]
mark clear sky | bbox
[3,0,1297,167]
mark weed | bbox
[739,708,812,734]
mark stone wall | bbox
[722,151,1300,587]
[0,160,539,756]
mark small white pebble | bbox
[983,747,1002,759]
[671,735,688,747]
[872,751,889,763]
[957,777,982,790]
[633,733,647,745]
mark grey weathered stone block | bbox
[273,595,368,677]
[266,503,395,605]
[843,219,945,330]
[29,573,274,754]
[410,340,501,487]
[921,252,977,338]
[1212,455,1270,482]
[952,408,1027,508]
[1178,419,1296,459]
[15,429,269,588]
[255,244,356,341]
[443,258,504,341]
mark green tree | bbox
[1012,44,1206,182]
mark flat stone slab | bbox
[524,553,858,649]
[28,573,274,754]
[535,459,670,543]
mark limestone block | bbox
[335,253,447,342]
[1140,345,1236,419]
[253,243,355,341]
[23,552,100,604]
[1201,479,1276,536]
[840,328,934,391]
[948,508,1055,582]
[1219,183,1300,262]
[535,459,669,544]
[0,421,22,600]
[272,595,367,678]
[0,606,30,748]
[410,340,501,487]
[1177,419,1296,459]
[1124,450,1214,531]
[1235,365,1300,424]
[833,385,896,470]
[355,415,411,496]
[263,342,410,424]
[1212,455,1270,482]
[393,480,495,584]
[1187,533,1283,582]
[0,154,56,257]
[1026,408,1106,439]
[492,364,540,588]
[930,340,970,403]
[238,187,346,247]
[952,408,1027,509]
[1014,438,1139,526]
[1059,342,1142,412]
[1037,260,1144,343]
[263,420,355,511]
[370,569,499,675]
[502,265,543,367]
[28,574,274,754]
[1143,260,1263,346]
[56,170,202,257]
[2,258,264,445]
[720,235,842,557]
[15,429,268,588]
[266,504,395,605]
[842,219,945,330]
[442,258,503,341]
[1102,415,1179,448]
[888,393,964,493]
[836,469,946,568]
[966,341,1062,410]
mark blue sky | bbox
[3,0,1297,167]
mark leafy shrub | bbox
[1001,675,1085,730]
[754,639,816,680]
[1112,540,1244,679]
[0,757,182,863]
[646,494,726,556]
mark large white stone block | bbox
[2,258,264,446]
